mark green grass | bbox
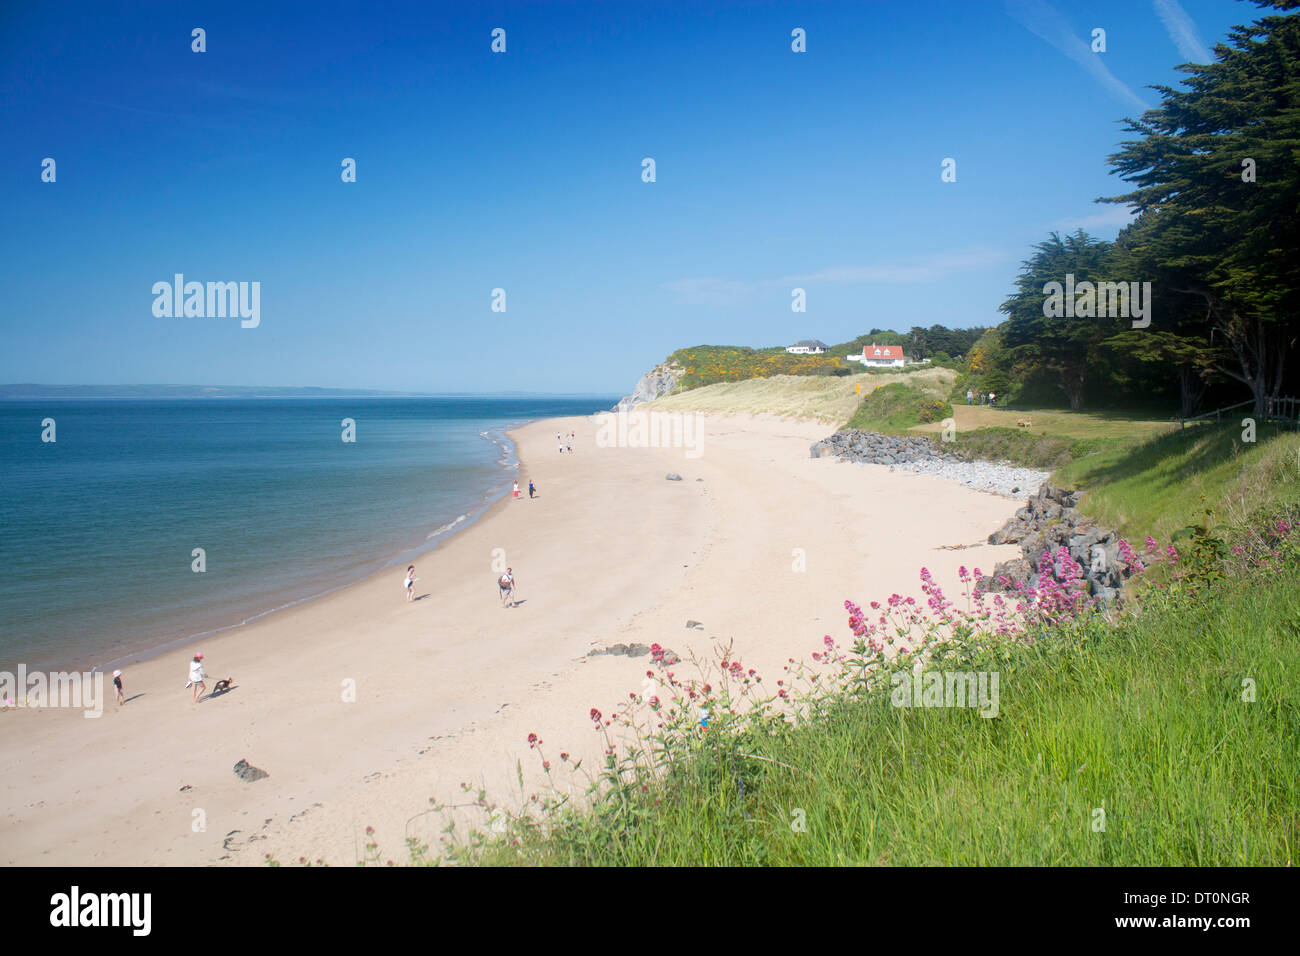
[438,425,1300,868]
[904,405,1178,471]
[946,427,1108,471]
[468,562,1300,865]
[1055,422,1300,542]
[844,382,954,432]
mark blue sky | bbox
[0,0,1252,393]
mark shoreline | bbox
[0,411,1027,866]
[35,420,549,677]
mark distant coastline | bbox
[0,384,620,400]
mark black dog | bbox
[212,677,234,695]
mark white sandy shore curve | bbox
[0,411,1024,865]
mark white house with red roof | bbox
[848,343,907,368]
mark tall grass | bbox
[461,547,1298,866]
[645,367,955,425]
[1055,423,1300,540]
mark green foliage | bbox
[1055,422,1300,541]
[949,427,1106,470]
[667,326,987,391]
[999,230,1122,411]
[845,383,951,432]
[452,552,1300,866]
[916,398,952,424]
[1101,4,1300,413]
[667,345,851,390]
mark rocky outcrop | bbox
[615,363,683,411]
[811,429,958,465]
[981,482,1133,604]
[810,430,1049,499]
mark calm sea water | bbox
[0,397,612,671]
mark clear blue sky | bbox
[0,0,1251,393]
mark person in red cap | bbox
[187,652,208,703]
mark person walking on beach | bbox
[187,653,207,703]
[528,479,536,499]
[113,669,125,706]
[405,565,416,603]
[498,567,516,607]
[513,480,520,499]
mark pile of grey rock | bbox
[981,482,1133,604]
[809,430,1049,499]
[810,430,958,465]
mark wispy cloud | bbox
[1005,0,1152,113]
[663,247,1017,306]
[1051,205,1137,232]
[661,277,756,307]
[1153,0,1212,64]
[781,247,1015,285]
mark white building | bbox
[857,344,906,368]
[786,339,828,354]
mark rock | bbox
[685,620,703,629]
[665,473,683,481]
[809,430,1049,498]
[233,759,269,783]
[982,557,1034,592]
[590,643,651,658]
[615,363,683,411]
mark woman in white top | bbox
[188,653,207,703]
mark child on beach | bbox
[405,565,416,602]
[498,568,516,607]
[528,479,536,498]
[187,653,207,703]
[113,669,124,706]
[513,481,520,499]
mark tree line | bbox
[988,0,1298,417]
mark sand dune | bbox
[0,411,1021,866]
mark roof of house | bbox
[862,344,905,360]
[792,339,828,349]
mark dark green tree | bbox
[1100,0,1300,416]
[999,230,1121,410]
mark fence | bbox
[1180,396,1300,431]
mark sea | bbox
[0,397,614,673]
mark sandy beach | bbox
[0,412,1024,866]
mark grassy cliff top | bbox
[643,367,956,424]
